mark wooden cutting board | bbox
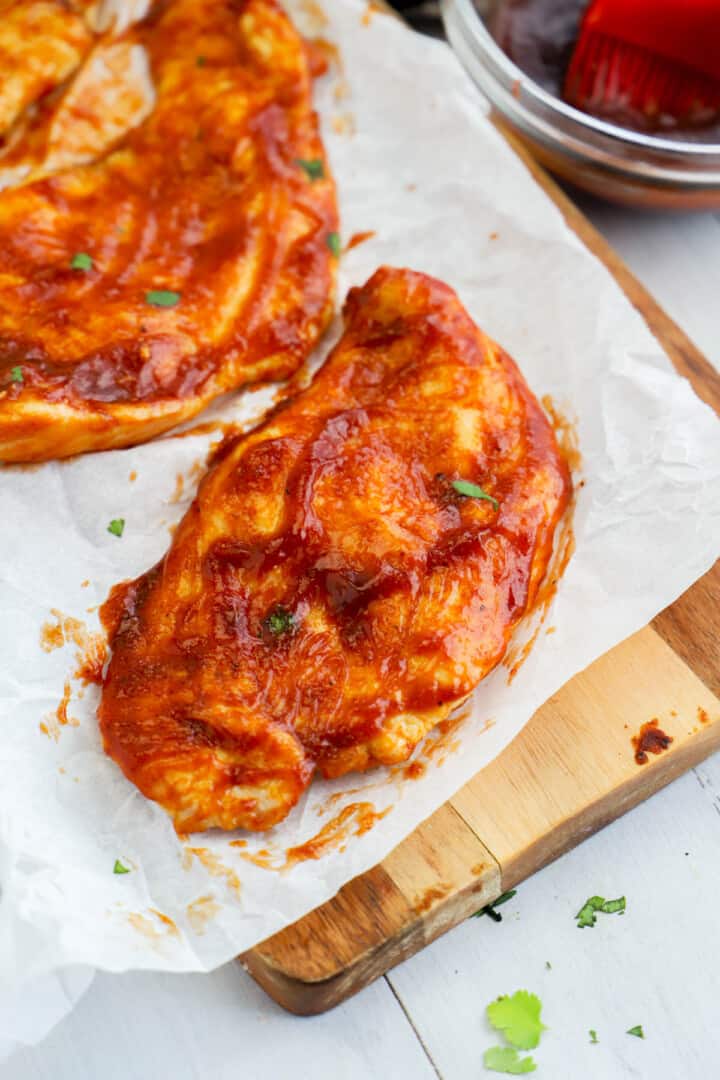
[240,130,720,1015]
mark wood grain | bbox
[242,80,720,1018]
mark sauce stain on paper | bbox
[183,847,242,898]
[298,0,328,33]
[186,895,221,934]
[39,680,79,739]
[421,703,477,766]
[128,909,179,941]
[285,801,389,866]
[402,760,426,781]
[345,230,376,252]
[231,801,390,871]
[542,394,582,474]
[40,608,107,685]
[361,1,384,26]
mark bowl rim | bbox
[446,0,720,158]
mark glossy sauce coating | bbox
[99,267,571,832]
[0,0,337,460]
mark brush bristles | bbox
[564,30,720,130]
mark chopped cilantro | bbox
[145,289,181,308]
[451,478,499,511]
[576,895,625,927]
[601,897,626,914]
[107,518,125,537]
[473,889,517,922]
[326,231,341,257]
[544,961,551,970]
[9,366,23,384]
[296,158,325,181]
[263,606,295,636]
[487,991,546,1050]
[70,252,93,271]
[589,1030,598,1044]
[113,859,130,874]
[627,1025,644,1039]
[576,895,605,928]
[196,54,207,66]
[483,1047,536,1074]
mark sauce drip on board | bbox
[632,719,674,765]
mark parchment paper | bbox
[1,0,719,1054]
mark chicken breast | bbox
[99,267,572,832]
[0,0,337,461]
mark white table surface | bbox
[6,202,720,1080]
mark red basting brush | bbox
[564,0,720,132]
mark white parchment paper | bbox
[1,0,719,1052]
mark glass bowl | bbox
[441,0,720,209]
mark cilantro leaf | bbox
[9,366,23,384]
[589,1030,598,1044]
[263,606,295,636]
[145,289,181,308]
[296,157,325,181]
[487,991,546,1050]
[196,55,207,66]
[326,231,341,257]
[107,518,125,537]
[483,1047,536,1074]
[71,252,93,271]
[575,895,605,928]
[451,478,499,511]
[576,895,625,927]
[113,859,130,874]
[473,889,517,922]
[627,1025,644,1039]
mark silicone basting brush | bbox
[564,0,720,131]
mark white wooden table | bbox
[6,204,720,1080]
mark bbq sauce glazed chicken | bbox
[99,268,571,832]
[0,0,337,461]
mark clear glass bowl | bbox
[442,0,720,208]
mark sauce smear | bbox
[632,719,673,765]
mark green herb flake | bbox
[451,478,499,511]
[145,289,181,308]
[473,889,517,922]
[196,54,207,66]
[487,991,547,1051]
[107,518,125,538]
[70,252,93,271]
[576,895,626,927]
[601,896,626,915]
[113,859,130,874]
[627,1025,644,1039]
[296,157,325,181]
[575,895,606,928]
[326,231,341,257]
[544,961,552,970]
[263,606,295,636]
[483,1047,536,1075]
[589,1030,599,1044]
[9,366,23,384]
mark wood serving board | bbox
[240,128,720,1014]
